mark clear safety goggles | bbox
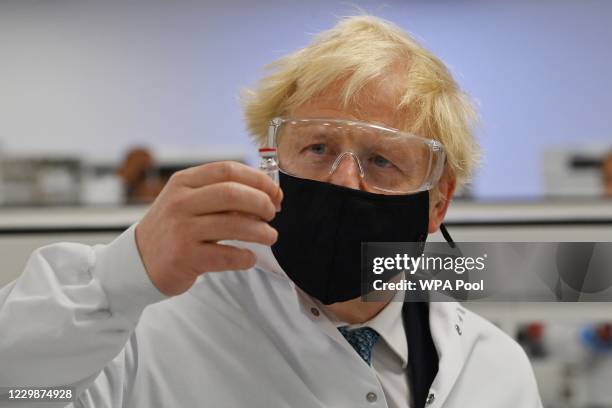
[267,117,446,194]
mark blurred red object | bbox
[602,152,612,197]
[117,147,166,204]
[526,323,544,342]
[596,323,612,343]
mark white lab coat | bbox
[0,225,543,408]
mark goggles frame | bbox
[266,116,446,194]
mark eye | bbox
[307,143,327,155]
[370,154,394,169]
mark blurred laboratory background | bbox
[0,0,611,407]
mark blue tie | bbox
[338,326,380,365]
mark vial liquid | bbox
[258,147,279,185]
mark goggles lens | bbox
[269,117,445,194]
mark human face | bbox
[287,72,456,234]
[288,77,405,192]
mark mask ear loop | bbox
[436,153,457,250]
[440,223,456,249]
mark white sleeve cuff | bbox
[93,223,168,323]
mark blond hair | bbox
[241,15,480,186]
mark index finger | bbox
[177,161,281,205]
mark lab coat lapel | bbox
[427,302,472,408]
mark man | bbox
[0,16,542,407]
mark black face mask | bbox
[270,172,430,305]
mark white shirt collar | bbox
[315,288,408,368]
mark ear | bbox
[428,166,456,234]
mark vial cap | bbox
[259,147,277,158]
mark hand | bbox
[135,161,283,296]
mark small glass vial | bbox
[258,147,279,184]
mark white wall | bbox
[1,0,611,198]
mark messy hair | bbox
[241,15,480,187]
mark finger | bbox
[175,161,281,205]
[190,243,257,273]
[181,182,277,220]
[191,213,278,246]
[275,186,283,211]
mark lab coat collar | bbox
[246,241,286,277]
[228,240,471,405]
